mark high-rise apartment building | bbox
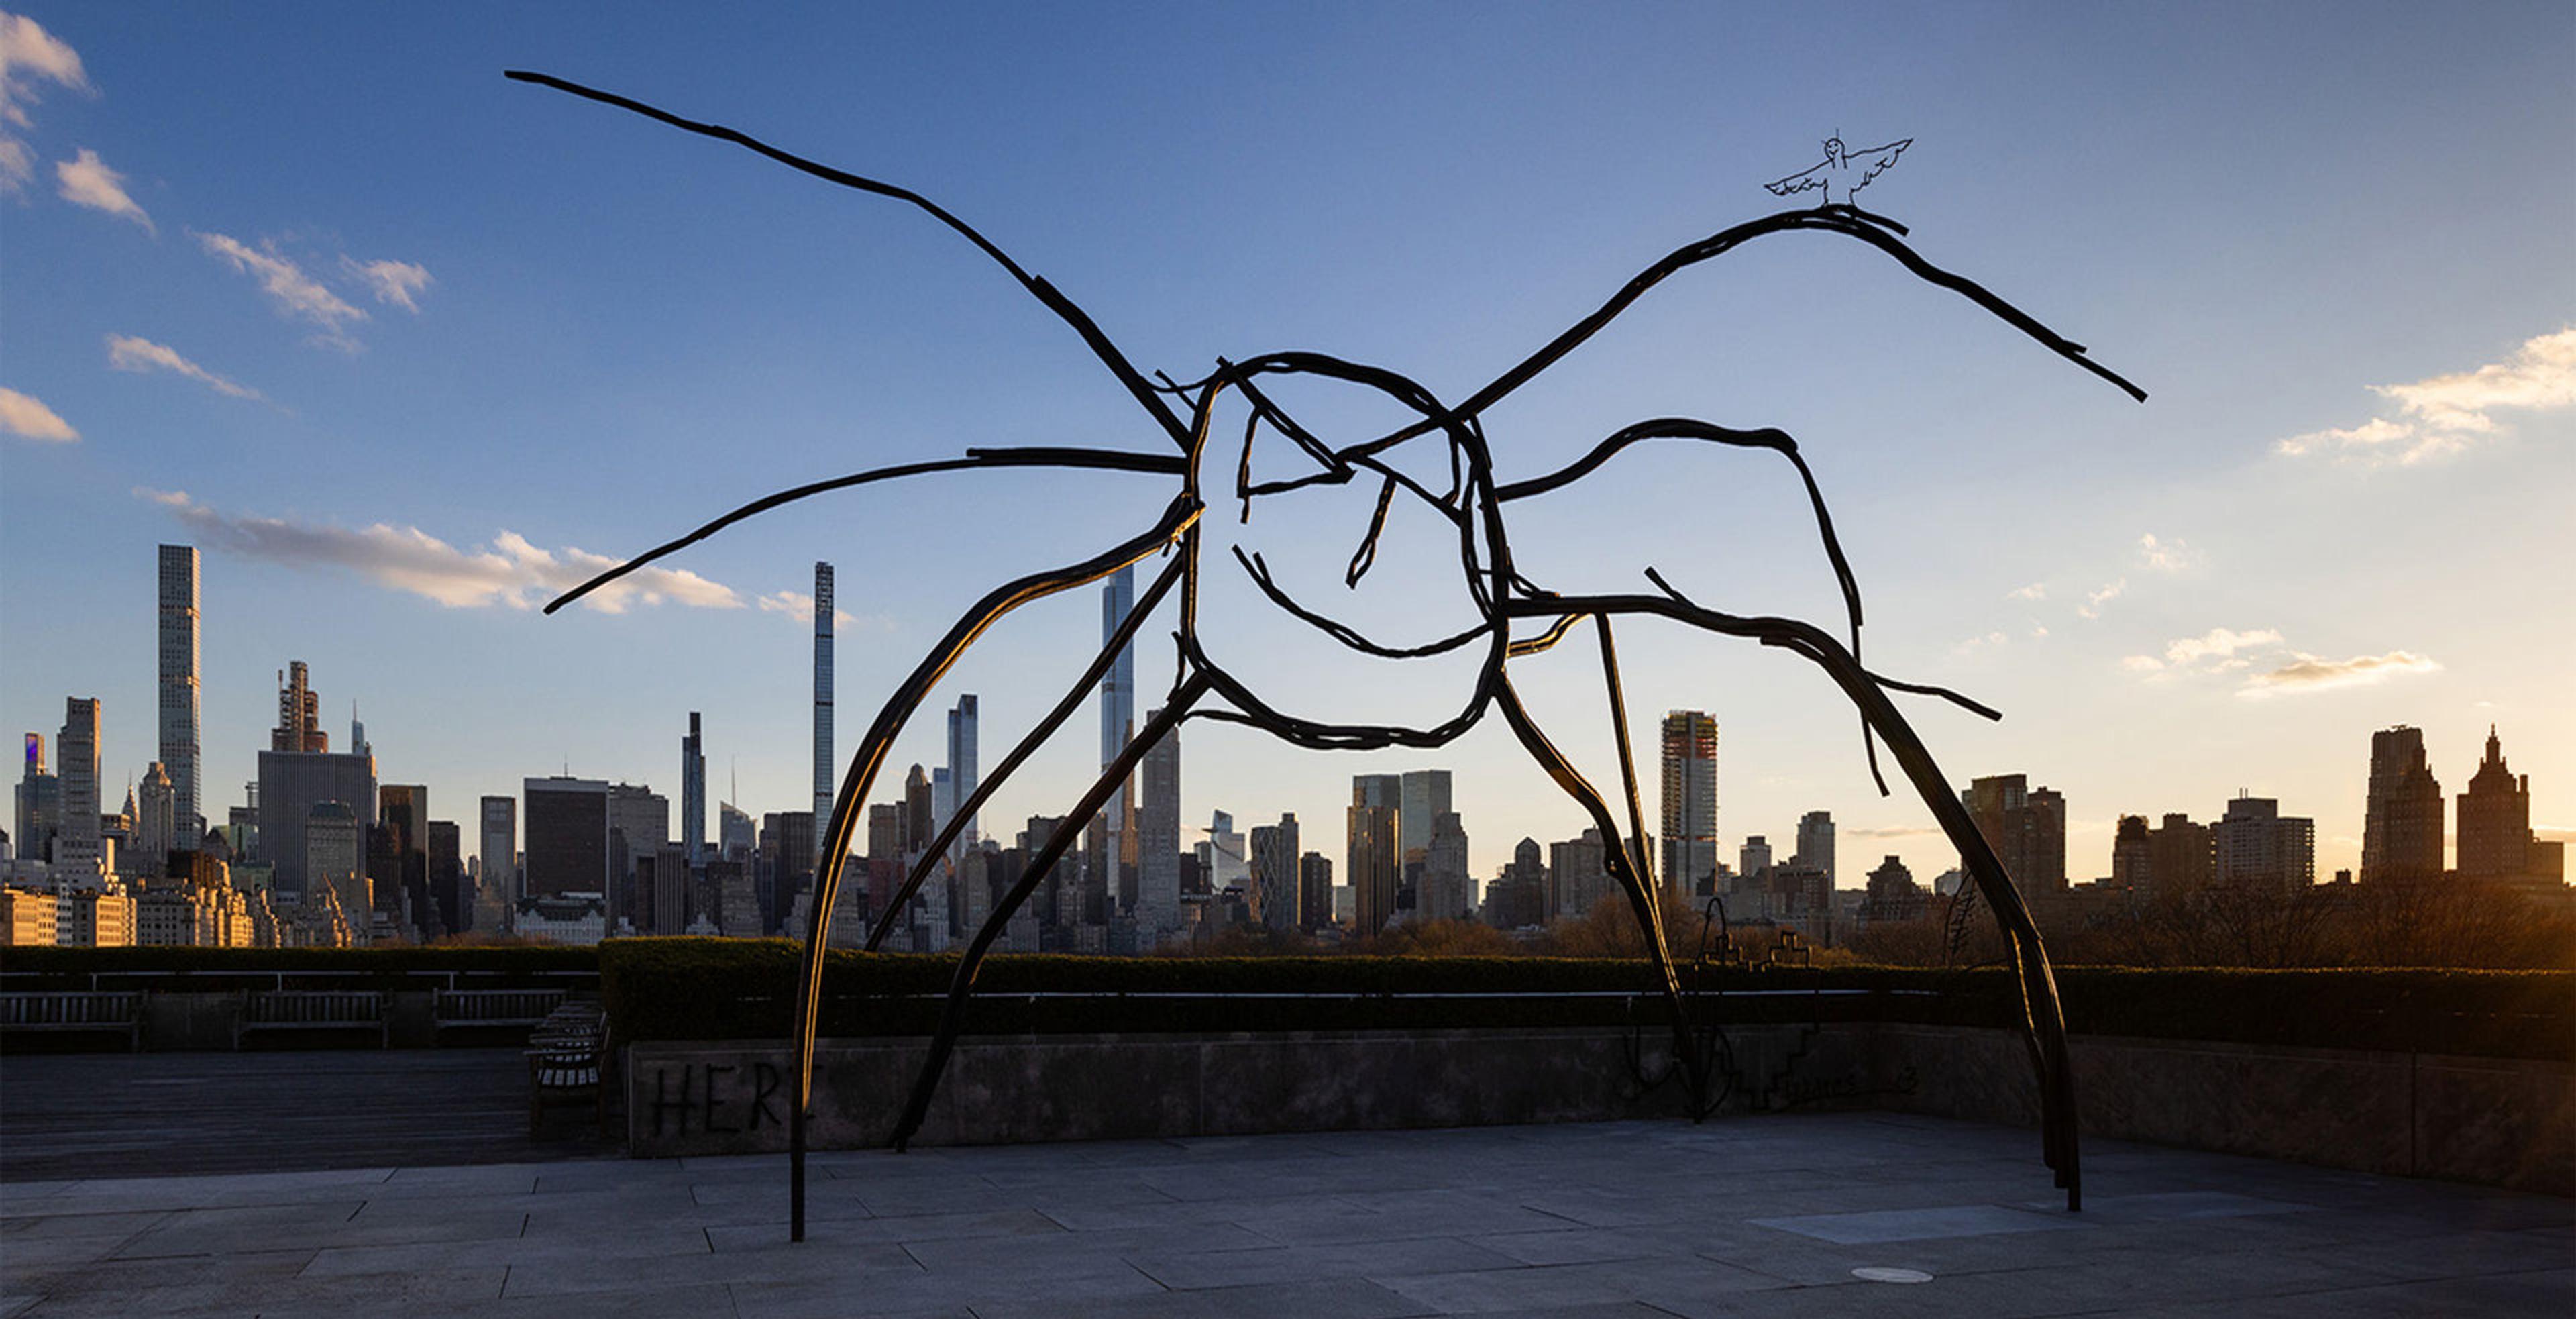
[2213,794,2315,892]
[524,776,610,898]
[1346,790,1399,935]
[1960,774,2067,892]
[1659,712,1719,896]
[305,800,367,934]
[681,713,706,869]
[1298,851,1333,933]
[157,545,202,837]
[136,762,176,876]
[1738,835,1772,887]
[1250,813,1300,932]
[427,820,463,935]
[377,784,430,931]
[2361,726,2444,882]
[719,801,755,861]
[480,795,517,920]
[2147,813,2214,897]
[1138,704,1181,931]
[813,562,834,860]
[1423,811,1471,922]
[1795,810,1835,887]
[56,698,103,875]
[1398,770,1452,866]
[2457,727,2532,881]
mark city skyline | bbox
[3,6,2570,890]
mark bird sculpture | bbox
[1766,134,1911,207]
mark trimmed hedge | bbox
[597,940,2575,1063]
[0,945,599,990]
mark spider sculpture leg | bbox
[1488,670,1709,1113]
[1509,586,2080,1208]
[788,500,1200,1241]
[884,675,1218,1153]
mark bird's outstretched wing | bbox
[1763,159,1828,197]
[1847,138,1911,192]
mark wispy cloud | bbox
[0,386,77,442]
[195,231,368,349]
[1845,825,1941,839]
[2277,328,2576,468]
[342,256,431,313]
[0,12,89,191]
[2135,533,2197,573]
[137,488,745,613]
[2161,626,2281,667]
[1952,630,2009,655]
[2240,651,2440,698]
[106,334,262,401]
[2007,582,2046,601]
[2076,578,2127,619]
[54,146,150,231]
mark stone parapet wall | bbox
[625,1025,1878,1158]
[630,1024,2572,1196]
[1876,1024,2573,1196]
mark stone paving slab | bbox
[1,1113,2567,1316]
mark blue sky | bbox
[4,2,2569,884]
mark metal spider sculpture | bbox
[510,70,2145,1237]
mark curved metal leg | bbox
[885,675,1215,1150]
[1489,672,1707,1114]
[789,499,1200,1242]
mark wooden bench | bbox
[235,990,388,1049]
[1,992,143,1050]
[434,988,567,1038]
[526,1004,611,1133]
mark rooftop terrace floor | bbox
[3,1100,2568,1318]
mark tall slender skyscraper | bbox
[1138,705,1181,931]
[1097,564,1138,878]
[946,694,979,853]
[157,545,202,839]
[681,713,706,868]
[813,562,834,859]
[2457,727,2532,881]
[480,794,518,924]
[1659,711,1718,896]
[1397,770,1452,863]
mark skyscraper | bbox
[480,794,518,922]
[1658,712,1719,897]
[1138,704,1181,931]
[1795,810,1835,887]
[2457,727,2532,881]
[813,562,835,860]
[258,664,374,900]
[1348,778,1400,935]
[2214,793,2315,892]
[1738,835,1772,886]
[1397,770,1452,865]
[1250,814,1300,931]
[681,713,706,869]
[946,694,979,853]
[56,698,103,876]
[136,762,176,876]
[1961,774,2067,892]
[1097,565,1139,890]
[15,734,60,867]
[2361,726,2444,883]
[157,545,202,838]
[378,784,431,935]
[1424,811,1471,922]
[523,776,610,898]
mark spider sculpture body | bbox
[510,70,2145,1238]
